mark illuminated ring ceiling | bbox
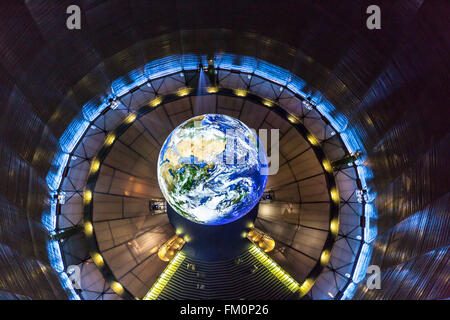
[45,54,376,300]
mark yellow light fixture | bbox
[320,249,330,266]
[149,96,162,107]
[177,87,190,97]
[234,88,247,97]
[84,221,93,236]
[299,278,314,297]
[207,86,219,93]
[92,252,104,267]
[177,87,191,97]
[104,133,116,146]
[84,189,92,203]
[90,159,100,173]
[263,99,274,107]
[287,114,300,124]
[247,228,275,252]
[158,235,186,262]
[330,187,339,203]
[322,159,332,173]
[330,218,339,235]
[111,281,124,295]
[124,113,137,124]
[307,134,319,146]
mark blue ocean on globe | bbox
[157,114,268,225]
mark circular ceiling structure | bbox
[47,54,370,300]
[0,0,448,302]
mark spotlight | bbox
[262,191,274,201]
[199,63,208,72]
[303,97,313,110]
[52,191,66,205]
[356,189,368,203]
[109,98,119,110]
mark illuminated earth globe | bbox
[157,114,268,225]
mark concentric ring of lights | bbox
[45,53,376,300]
[81,86,339,299]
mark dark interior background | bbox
[0,0,448,299]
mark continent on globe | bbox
[157,114,268,225]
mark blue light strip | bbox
[254,60,291,86]
[145,55,183,80]
[112,70,147,97]
[215,54,257,74]
[340,281,357,300]
[316,100,349,133]
[340,242,374,299]
[47,240,64,273]
[364,204,378,243]
[82,100,109,122]
[59,272,81,300]
[181,54,203,70]
[46,53,376,300]
[47,239,81,300]
[59,117,90,154]
[352,243,373,284]
[42,201,57,232]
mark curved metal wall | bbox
[0,0,448,299]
